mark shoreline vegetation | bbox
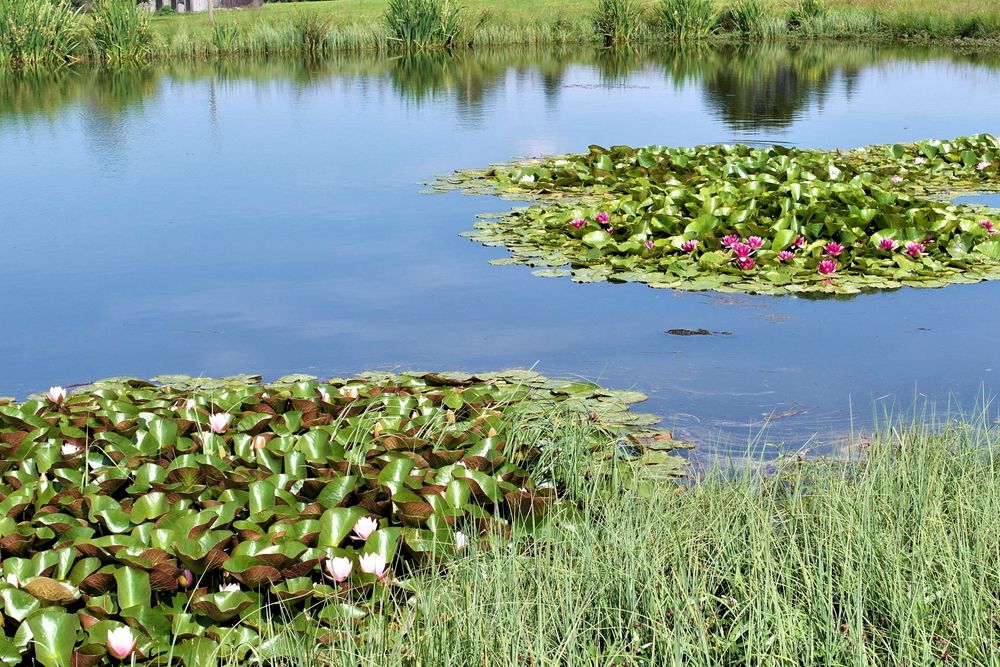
[1,374,998,664]
[3,0,1000,68]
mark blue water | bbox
[1,46,999,455]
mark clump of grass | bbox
[275,418,1000,666]
[293,11,333,55]
[384,0,481,49]
[0,0,81,68]
[724,0,770,37]
[88,0,151,62]
[657,0,718,41]
[592,0,643,46]
[787,0,826,30]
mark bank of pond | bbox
[2,373,998,665]
[3,0,1000,69]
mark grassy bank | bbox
[3,0,1000,68]
[248,417,1000,666]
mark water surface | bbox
[2,44,999,456]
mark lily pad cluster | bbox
[439,134,1000,295]
[0,371,684,666]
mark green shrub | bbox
[592,0,643,46]
[0,0,82,68]
[657,0,718,41]
[88,0,151,61]
[154,4,173,15]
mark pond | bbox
[2,43,999,457]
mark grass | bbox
[221,413,1000,666]
[3,0,1000,66]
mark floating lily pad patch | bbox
[0,372,686,666]
[436,134,1000,295]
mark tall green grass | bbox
[384,0,487,49]
[0,0,81,68]
[88,0,152,62]
[657,0,718,41]
[592,0,643,46]
[219,415,1000,666]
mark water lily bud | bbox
[352,516,379,541]
[318,388,331,403]
[178,569,194,588]
[251,435,267,451]
[183,398,197,410]
[324,557,353,582]
[48,386,66,404]
[454,531,468,551]
[106,627,137,660]
[372,422,383,437]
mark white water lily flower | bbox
[61,443,81,457]
[454,531,468,551]
[358,553,388,579]
[106,627,136,660]
[519,174,535,183]
[48,386,66,404]
[219,583,240,592]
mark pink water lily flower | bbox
[746,236,764,249]
[605,226,614,233]
[208,413,231,434]
[791,235,806,249]
[107,627,137,661]
[877,238,897,251]
[890,175,904,184]
[681,240,698,253]
[777,251,795,261]
[735,257,756,271]
[352,516,379,541]
[48,386,66,404]
[358,553,388,580]
[732,243,753,260]
[569,218,586,229]
[817,260,838,275]
[906,242,925,257]
[721,234,741,249]
[981,220,997,236]
[324,557,353,582]
[823,242,844,257]
[61,443,81,457]
[976,161,992,171]
[594,212,609,223]
[645,240,655,249]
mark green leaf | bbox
[25,608,79,667]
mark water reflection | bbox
[4,44,1000,134]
